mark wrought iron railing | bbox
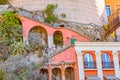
[84,62,96,69]
[102,62,114,68]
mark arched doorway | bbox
[65,67,75,80]
[52,68,62,80]
[39,68,49,80]
[28,26,48,51]
[53,31,63,47]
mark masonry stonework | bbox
[10,0,108,26]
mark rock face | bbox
[10,0,108,26]
[0,5,9,12]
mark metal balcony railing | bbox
[102,62,114,68]
[84,62,96,69]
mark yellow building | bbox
[105,0,120,14]
[105,0,120,41]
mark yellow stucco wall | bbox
[105,0,120,14]
[105,0,120,22]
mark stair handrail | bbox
[107,13,120,36]
[43,40,73,58]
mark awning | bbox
[104,75,117,80]
[86,76,100,80]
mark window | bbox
[102,53,114,68]
[106,5,111,16]
[102,54,110,62]
[84,54,93,62]
[84,54,95,69]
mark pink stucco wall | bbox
[18,16,86,80]
[50,46,76,63]
[19,16,90,44]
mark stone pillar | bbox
[77,52,84,80]
[23,36,29,45]
[48,64,52,80]
[48,35,54,48]
[74,64,79,80]
[61,63,65,80]
[113,51,120,78]
[96,51,103,80]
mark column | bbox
[61,63,65,80]
[48,64,52,80]
[77,52,84,80]
[96,51,103,80]
[113,51,120,78]
[74,64,79,80]
[48,35,53,48]
[23,36,29,45]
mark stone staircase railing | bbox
[13,7,103,41]
[1,4,105,41]
[48,44,73,58]
[52,21,104,41]
[43,39,74,58]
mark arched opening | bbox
[52,68,62,80]
[53,31,63,47]
[102,53,114,68]
[28,26,48,52]
[84,53,96,69]
[39,68,49,80]
[65,67,75,80]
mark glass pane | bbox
[106,6,111,16]
[84,54,93,62]
[102,54,110,62]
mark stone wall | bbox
[10,0,108,26]
[116,27,120,42]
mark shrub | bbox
[102,24,110,32]
[0,69,4,80]
[43,4,58,24]
[0,0,8,5]
[44,14,57,23]
[60,13,66,18]
[44,4,57,15]
[38,52,43,58]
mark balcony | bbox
[84,62,96,69]
[102,62,114,69]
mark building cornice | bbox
[75,42,120,53]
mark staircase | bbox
[48,44,74,58]
[6,4,105,59]
[8,6,102,41]
[106,14,120,36]
[13,8,104,58]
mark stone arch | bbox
[28,26,48,49]
[53,30,63,47]
[52,68,62,80]
[39,68,49,80]
[65,67,75,80]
